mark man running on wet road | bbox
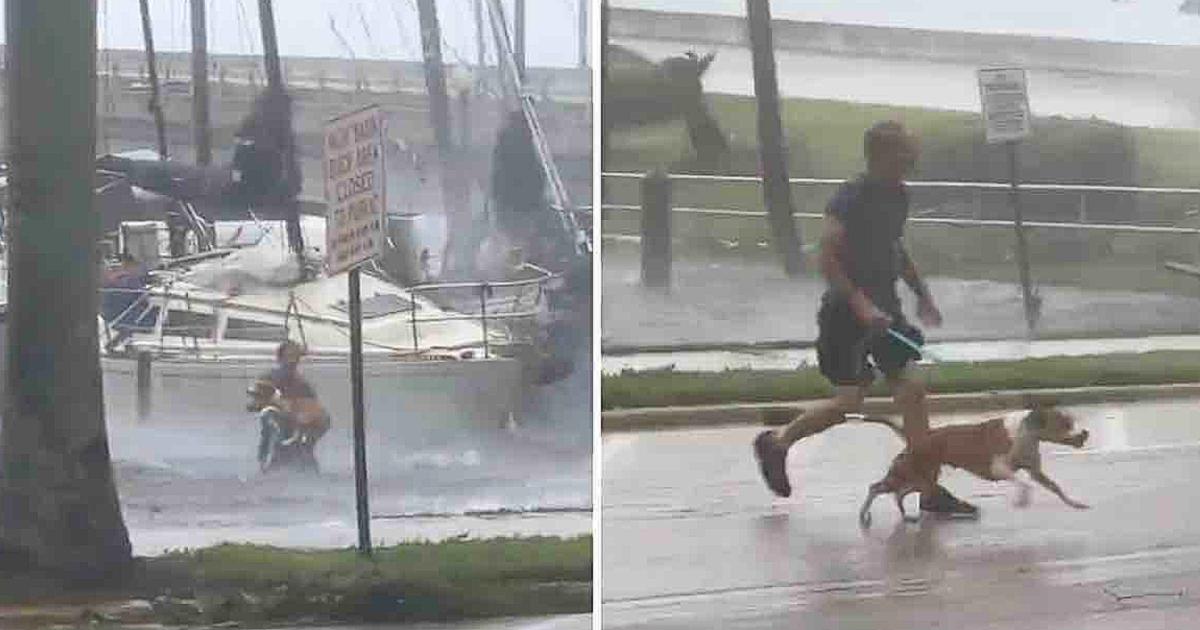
[753,120,978,518]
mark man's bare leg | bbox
[888,366,930,443]
[778,386,867,446]
[753,386,866,497]
[889,367,979,517]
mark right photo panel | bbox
[600,0,1200,628]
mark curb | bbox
[601,382,1200,432]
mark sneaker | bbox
[753,431,791,497]
[920,485,980,519]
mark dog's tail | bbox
[845,413,906,441]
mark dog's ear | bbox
[1026,408,1047,429]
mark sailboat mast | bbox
[191,0,212,165]
[138,0,169,160]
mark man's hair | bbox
[864,120,910,164]
[276,339,305,361]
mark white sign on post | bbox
[977,68,1032,144]
[324,105,386,274]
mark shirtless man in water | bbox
[266,340,330,444]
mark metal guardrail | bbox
[601,204,1200,235]
[600,171,1200,234]
[601,171,1200,196]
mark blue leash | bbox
[886,328,944,363]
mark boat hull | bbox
[0,314,523,444]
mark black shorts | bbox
[816,297,924,387]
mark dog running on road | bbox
[856,404,1091,526]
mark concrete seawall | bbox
[610,8,1200,78]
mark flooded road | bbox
[113,420,591,555]
[107,317,594,556]
[602,399,1200,628]
[601,255,1200,352]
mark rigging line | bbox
[235,0,258,57]
[329,14,360,62]
[387,0,418,58]
[357,1,380,59]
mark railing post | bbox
[641,169,672,291]
[136,350,152,423]
[480,283,490,358]
[410,293,420,353]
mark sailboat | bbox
[0,0,579,436]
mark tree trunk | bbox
[0,0,133,577]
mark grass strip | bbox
[0,536,592,625]
[602,351,1200,409]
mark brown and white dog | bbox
[245,379,332,442]
[857,403,1090,526]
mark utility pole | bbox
[474,0,486,70]
[578,0,588,68]
[258,0,284,91]
[0,0,133,577]
[191,0,212,165]
[139,0,169,160]
[515,0,526,81]
[601,0,609,189]
[416,0,469,275]
[473,0,487,96]
[256,0,305,258]
[745,0,803,277]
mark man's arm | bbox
[898,243,931,303]
[899,242,942,327]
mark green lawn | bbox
[0,536,592,625]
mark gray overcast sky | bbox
[614,0,1200,46]
[0,1,586,67]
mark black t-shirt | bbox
[823,174,909,315]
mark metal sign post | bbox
[324,105,386,555]
[978,67,1038,335]
[1006,141,1038,334]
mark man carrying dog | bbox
[265,340,330,444]
[753,120,977,518]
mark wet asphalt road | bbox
[601,400,1200,628]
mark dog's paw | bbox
[1014,485,1032,508]
[902,514,921,523]
[859,510,872,528]
[1068,500,1090,510]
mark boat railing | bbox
[97,270,553,359]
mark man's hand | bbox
[851,293,892,331]
[917,296,943,328]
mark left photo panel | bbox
[0,1,593,627]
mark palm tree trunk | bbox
[0,0,132,578]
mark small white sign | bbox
[324,105,386,274]
[978,68,1032,144]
